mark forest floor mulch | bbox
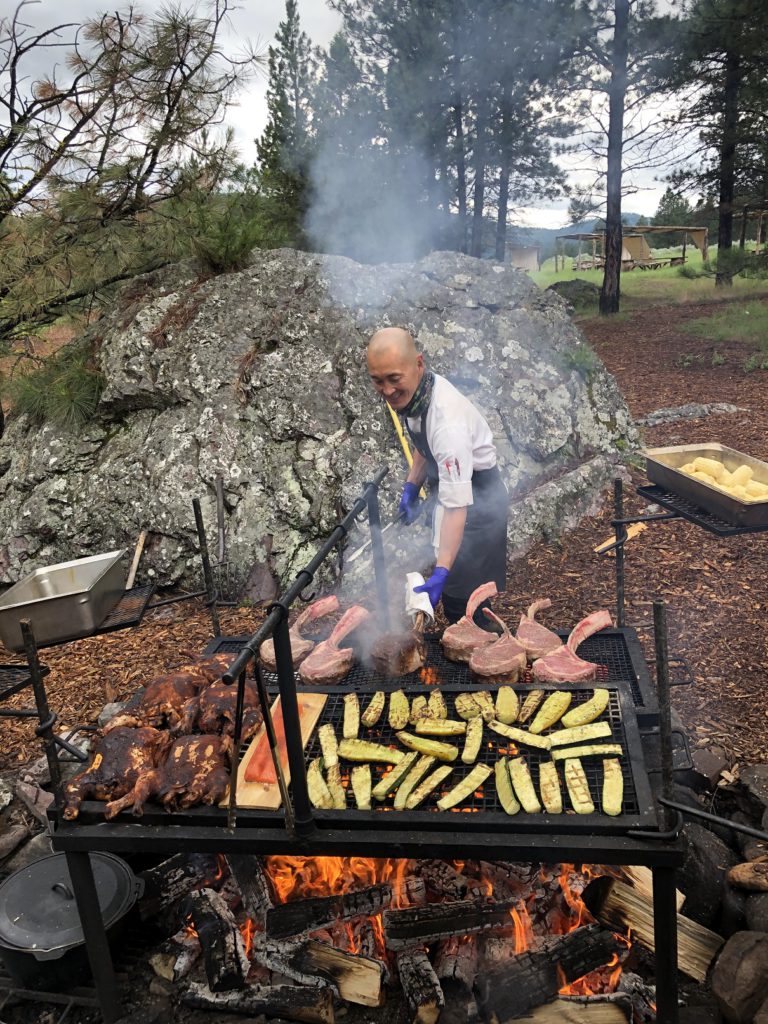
[1,295,767,773]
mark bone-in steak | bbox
[298,605,371,684]
[469,609,527,683]
[441,581,498,663]
[531,609,612,683]
[371,612,426,677]
[516,598,563,660]
[261,595,340,671]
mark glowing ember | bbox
[419,666,439,685]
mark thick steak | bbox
[469,610,527,683]
[516,598,563,660]
[441,581,498,663]
[298,605,371,684]
[531,609,612,683]
[261,595,340,671]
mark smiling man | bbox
[366,327,508,624]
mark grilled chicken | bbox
[370,612,426,677]
[104,734,233,818]
[441,581,498,663]
[468,609,527,683]
[298,605,371,684]
[532,609,612,683]
[260,595,340,671]
[194,678,264,740]
[516,599,563,660]
[63,727,172,820]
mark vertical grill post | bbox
[613,478,626,628]
[367,479,390,630]
[193,497,221,637]
[653,600,675,831]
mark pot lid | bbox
[0,853,138,958]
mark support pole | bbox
[193,497,221,638]
[367,482,390,631]
[652,865,680,1024]
[21,620,64,813]
[653,600,675,831]
[273,613,315,837]
[613,478,626,628]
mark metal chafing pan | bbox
[644,443,768,528]
[0,550,126,652]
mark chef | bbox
[366,327,508,625]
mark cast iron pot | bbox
[0,852,143,991]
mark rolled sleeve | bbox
[431,425,474,509]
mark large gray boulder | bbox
[0,249,635,594]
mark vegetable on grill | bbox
[414,719,467,737]
[361,691,385,728]
[394,755,436,809]
[343,693,360,740]
[602,758,624,816]
[410,696,429,724]
[338,739,405,764]
[495,757,520,815]
[396,731,459,762]
[560,689,610,728]
[461,715,483,764]
[455,693,482,720]
[538,760,562,814]
[549,721,613,747]
[351,765,371,810]
[551,743,623,762]
[495,686,519,725]
[405,765,454,808]
[428,690,448,720]
[564,758,594,814]
[474,690,496,722]
[436,764,492,810]
[488,720,552,750]
[372,751,419,801]
[528,691,572,734]
[509,757,542,813]
[326,763,347,809]
[389,690,410,730]
[307,757,333,809]
[518,689,545,724]
[318,724,339,768]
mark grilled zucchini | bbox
[461,715,484,764]
[474,691,496,722]
[405,765,454,808]
[389,690,410,730]
[436,764,493,810]
[455,693,482,720]
[326,763,347,809]
[495,757,520,815]
[538,760,562,814]
[343,693,360,740]
[518,689,545,724]
[488,720,552,750]
[560,689,610,728]
[509,757,542,813]
[602,758,624,816]
[361,691,385,728]
[338,739,405,763]
[307,757,333,809]
[551,743,623,762]
[428,690,448,720]
[351,764,371,810]
[495,686,519,725]
[371,751,419,801]
[318,724,339,769]
[414,719,467,737]
[394,755,436,809]
[529,691,572,734]
[564,758,594,814]
[410,695,429,724]
[396,731,459,762]
[549,721,612,747]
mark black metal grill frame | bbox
[0,664,35,702]
[637,484,768,536]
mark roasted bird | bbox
[516,599,563,660]
[298,605,371,684]
[63,726,172,820]
[104,734,233,818]
[260,595,340,671]
[532,609,612,683]
[468,610,527,683]
[441,581,498,663]
[193,678,264,740]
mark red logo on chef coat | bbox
[443,457,460,479]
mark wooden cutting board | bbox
[228,692,327,810]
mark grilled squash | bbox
[396,731,459,762]
[307,757,334,809]
[436,764,492,810]
[410,695,429,724]
[602,758,624,816]
[551,743,622,762]
[414,719,467,737]
[529,691,572,734]
[405,765,453,808]
[428,690,448,720]
[474,691,496,722]
[343,693,360,740]
[361,691,385,728]
[394,755,436,810]
[509,757,542,813]
[564,758,594,814]
[495,757,520,815]
[495,686,519,725]
[455,693,482,720]
[338,739,405,763]
[372,751,419,801]
[518,689,545,724]
[318,724,339,769]
[326,763,347,809]
[461,715,483,764]
[389,690,410,731]
[488,720,552,750]
[549,721,613,747]
[351,764,371,810]
[538,760,562,814]
[560,689,610,728]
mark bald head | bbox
[367,328,425,412]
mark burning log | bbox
[414,861,471,900]
[138,853,222,921]
[384,898,520,950]
[434,936,478,989]
[523,996,631,1022]
[149,926,201,982]
[351,917,384,964]
[582,876,723,983]
[472,924,623,1024]
[180,887,250,992]
[182,981,333,1023]
[226,854,274,919]
[397,949,445,1024]
[252,934,386,1007]
[266,883,393,939]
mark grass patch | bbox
[680,300,768,349]
[3,341,104,430]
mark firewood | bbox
[473,924,623,1023]
[621,865,684,911]
[582,876,723,982]
[139,853,222,921]
[252,934,385,1006]
[149,926,201,982]
[727,857,768,891]
[434,935,478,989]
[180,887,249,992]
[524,996,631,1021]
[384,898,521,950]
[226,854,274,920]
[266,883,393,939]
[397,949,445,1024]
[182,981,333,1023]
[415,860,470,900]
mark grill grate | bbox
[0,664,35,702]
[96,583,156,633]
[637,484,768,536]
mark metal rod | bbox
[653,600,675,832]
[367,482,390,630]
[147,589,207,608]
[216,474,226,562]
[193,497,221,637]
[226,666,248,833]
[652,866,680,1024]
[660,797,768,843]
[613,478,625,628]
[255,660,295,835]
[21,620,64,813]
[273,614,314,837]
[64,851,123,1024]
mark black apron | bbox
[405,416,508,603]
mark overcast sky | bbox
[16,0,669,228]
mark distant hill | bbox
[509,213,646,262]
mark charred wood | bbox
[180,887,249,992]
[400,875,428,906]
[351,916,382,964]
[182,981,334,1023]
[139,853,222,922]
[267,883,393,939]
[479,934,521,969]
[226,854,274,920]
[149,926,201,982]
[384,898,520,950]
[415,860,470,901]
[473,924,623,1024]
[434,936,478,989]
[616,972,656,1024]
[397,949,445,1024]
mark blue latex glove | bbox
[414,566,450,608]
[398,481,421,525]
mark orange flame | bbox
[239,917,256,959]
[419,667,439,685]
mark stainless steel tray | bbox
[0,551,126,652]
[644,444,768,528]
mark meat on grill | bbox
[260,595,340,671]
[298,605,371,684]
[516,598,563,660]
[468,610,527,684]
[370,612,426,677]
[441,581,498,663]
[194,678,264,740]
[531,609,613,683]
[104,734,233,818]
[63,726,172,820]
